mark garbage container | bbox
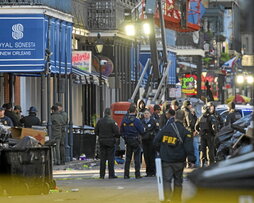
[73,125,96,159]
[0,146,55,195]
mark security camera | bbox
[100,60,107,66]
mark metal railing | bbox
[72,0,89,28]
[0,0,72,14]
[87,0,136,30]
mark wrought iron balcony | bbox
[0,0,72,14]
[87,0,136,30]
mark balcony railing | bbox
[0,0,72,14]
[72,0,89,28]
[87,0,135,31]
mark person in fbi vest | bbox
[154,118,195,202]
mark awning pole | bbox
[69,73,73,160]
[41,73,47,124]
[53,74,57,104]
[47,69,52,140]
[64,31,70,162]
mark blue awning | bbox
[0,14,72,74]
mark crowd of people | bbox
[0,103,68,165]
[95,99,241,202]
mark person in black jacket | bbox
[207,102,223,131]
[195,105,217,166]
[152,104,161,121]
[141,109,159,177]
[154,120,195,202]
[225,102,241,126]
[20,106,41,128]
[121,105,144,179]
[2,103,19,127]
[95,108,120,179]
[0,107,13,127]
[159,101,171,129]
[171,100,184,124]
[182,100,197,134]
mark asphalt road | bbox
[0,169,196,203]
[1,168,252,203]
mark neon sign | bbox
[181,74,197,96]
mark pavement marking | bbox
[117,186,124,190]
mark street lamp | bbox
[142,22,151,35]
[95,33,104,118]
[125,24,136,36]
[247,75,254,84]
[124,21,151,102]
[236,75,244,84]
[236,74,254,104]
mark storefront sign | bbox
[72,51,92,73]
[0,14,45,72]
[169,85,182,98]
[181,74,197,95]
[242,55,254,66]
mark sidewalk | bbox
[53,159,194,174]
[53,159,101,171]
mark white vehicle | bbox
[216,104,253,122]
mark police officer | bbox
[182,100,197,134]
[51,105,65,165]
[3,103,19,127]
[195,105,217,166]
[154,119,195,202]
[225,101,241,126]
[171,100,184,124]
[137,99,146,119]
[56,102,68,165]
[13,105,22,126]
[141,109,159,177]
[20,106,41,128]
[95,108,120,179]
[207,102,223,131]
[0,107,13,126]
[121,105,144,179]
[152,104,161,121]
[165,109,176,126]
[159,101,171,129]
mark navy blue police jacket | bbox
[153,121,195,163]
[120,113,144,139]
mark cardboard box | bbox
[11,127,47,145]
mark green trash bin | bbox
[0,147,55,195]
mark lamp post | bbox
[45,48,52,140]
[124,20,151,102]
[95,33,104,118]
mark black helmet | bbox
[28,106,37,113]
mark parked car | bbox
[216,104,253,122]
